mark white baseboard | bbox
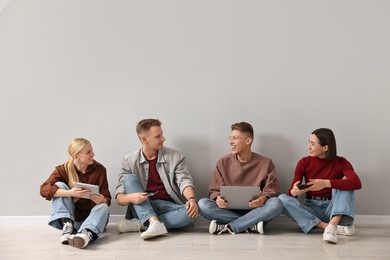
[354,215,390,225]
[0,215,127,225]
[0,215,389,225]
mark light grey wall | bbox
[0,1,389,217]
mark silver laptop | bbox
[220,186,261,210]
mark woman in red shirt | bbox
[279,128,362,244]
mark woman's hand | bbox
[69,187,91,198]
[308,179,331,191]
[290,181,311,196]
[90,194,106,204]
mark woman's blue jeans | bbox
[279,189,355,233]
[198,197,283,233]
[123,174,194,229]
[48,182,110,237]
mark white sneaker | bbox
[140,220,168,240]
[60,222,74,244]
[247,221,264,235]
[67,229,93,249]
[117,218,142,233]
[323,224,338,244]
[337,224,355,236]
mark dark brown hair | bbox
[231,122,254,138]
[312,128,337,160]
[136,119,161,135]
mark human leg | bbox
[123,174,157,225]
[279,194,323,233]
[67,203,110,249]
[229,197,283,233]
[47,182,76,244]
[78,203,110,235]
[322,189,356,244]
[327,189,355,226]
[48,182,75,229]
[117,204,142,233]
[123,175,168,239]
[198,198,243,223]
[198,198,245,235]
[150,199,194,229]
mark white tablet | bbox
[74,182,100,199]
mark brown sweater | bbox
[40,160,111,222]
[209,153,280,200]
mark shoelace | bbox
[217,225,234,235]
[214,223,225,234]
[325,225,336,235]
[249,226,257,233]
[336,226,344,235]
[63,222,73,235]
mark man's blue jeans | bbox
[198,197,283,233]
[123,174,194,229]
[48,182,110,237]
[279,189,355,233]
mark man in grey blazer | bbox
[115,118,198,240]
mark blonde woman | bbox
[40,138,111,249]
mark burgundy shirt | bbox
[146,157,171,201]
[287,156,362,198]
[40,160,111,222]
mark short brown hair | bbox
[136,119,161,135]
[231,122,254,138]
[312,128,337,160]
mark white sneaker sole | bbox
[140,230,168,240]
[323,235,338,244]
[68,236,88,248]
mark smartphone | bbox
[146,191,159,197]
[297,183,312,190]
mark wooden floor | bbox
[1,221,389,260]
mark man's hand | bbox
[129,192,149,205]
[117,192,148,206]
[186,199,199,218]
[249,196,267,208]
[216,196,228,208]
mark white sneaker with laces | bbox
[209,220,234,235]
[67,229,93,249]
[323,224,338,244]
[337,224,355,236]
[140,220,168,240]
[117,218,142,233]
[60,222,74,244]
